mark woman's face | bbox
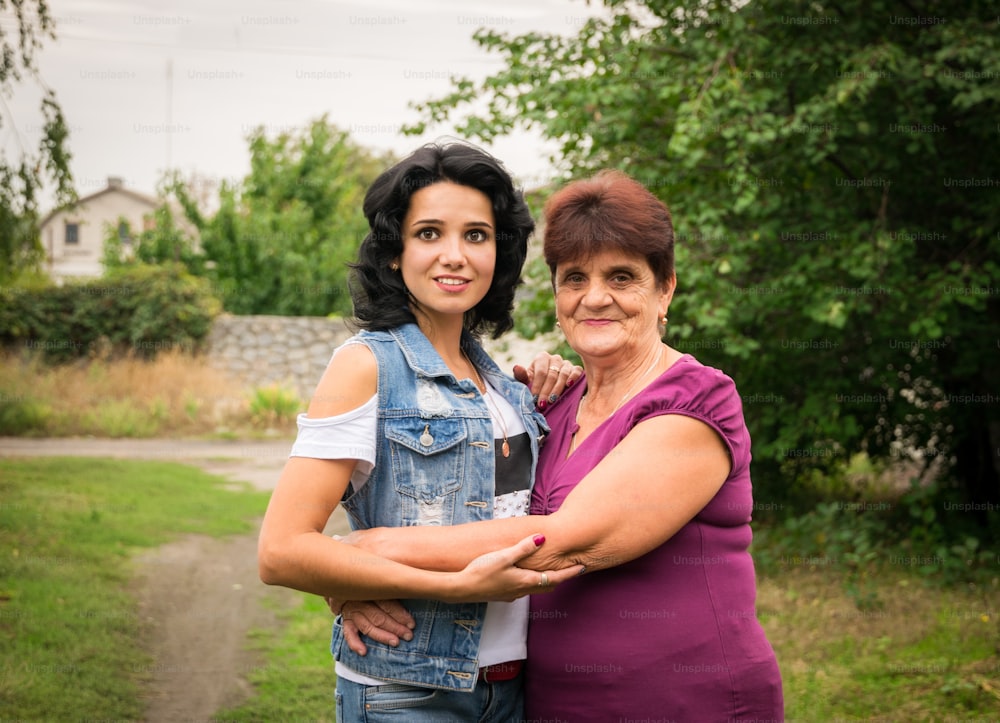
[396,181,497,327]
[554,249,673,363]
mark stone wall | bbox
[203,314,555,401]
[203,314,353,399]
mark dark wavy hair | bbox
[543,170,675,287]
[349,142,535,339]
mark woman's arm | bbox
[260,456,575,601]
[348,413,731,574]
[535,413,731,569]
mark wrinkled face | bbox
[396,181,496,328]
[554,249,673,362]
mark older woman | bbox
[339,170,784,720]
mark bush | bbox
[248,383,302,428]
[0,263,221,362]
[0,389,51,435]
[753,478,997,595]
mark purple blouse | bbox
[526,354,783,720]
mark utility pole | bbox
[166,57,173,170]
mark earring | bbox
[661,314,668,325]
[390,263,399,271]
[555,321,561,329]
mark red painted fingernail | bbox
[566,378,575,388]
[538,400,548,410]
[533,535,545,546]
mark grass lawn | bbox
[0,457,271,720]
[756,566,1000,719]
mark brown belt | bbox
[478,660,524,683]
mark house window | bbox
[65,222,79,245]
[118,221,131,243]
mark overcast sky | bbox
[3,0,605,209]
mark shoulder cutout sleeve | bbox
[289,394,377,475]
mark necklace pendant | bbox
[502,439,510,458]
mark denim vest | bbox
[331,323,548,691]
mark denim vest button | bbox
[419,424,434,446]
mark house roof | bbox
[40,177,161,227]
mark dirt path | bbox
[0,437,350,722]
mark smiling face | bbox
[396,181,497,332]
[554,249,674,364]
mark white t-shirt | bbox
[290,379,530,686]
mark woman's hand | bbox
[513,352,582,409]
[447,534,583,602]
[325,598,416,656]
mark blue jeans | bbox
[335,674,524,722]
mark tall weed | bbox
[0,351,262,438]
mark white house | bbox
[39,176,161,280]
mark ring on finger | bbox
[549,366,561,373]
[539,572,549,586]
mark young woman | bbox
[257,142,580,722]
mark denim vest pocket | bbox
[387,417,468,525]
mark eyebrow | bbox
[409,218,494,229]
[561,263,641,275]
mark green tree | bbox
[410,0,1000,516]
[102,205,205,276]
[104,119,390,316]
[0,0,74,281]
[188,118,389,316]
